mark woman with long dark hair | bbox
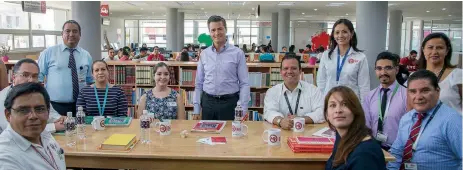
[324,86,386,170]
[417,32,461,113]
[316,19,370,102]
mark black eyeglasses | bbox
[375,66,395,71]
[11,106,48,116]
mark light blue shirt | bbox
[193,42,250,114]
[387,102,462,170]
[38,44,93,103]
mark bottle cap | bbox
[66,112,72,117]
[78,106,83,111]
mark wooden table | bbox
[54,120,394,170]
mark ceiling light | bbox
[426,11,430,13]
[346,13,349,16]
[252,7,255,10]
[228,1,246,6]
[201,8,204,10]
[298,21,306,23]
[176,1,195,6]
[449,15,452,16]
[314,9,317,11]
[326,3,345,7]
[278,2,295,6]
[302,12,305,15]
[163,14,166,16]
[125,1,149,6]
[442,8,446,10]
[388,3,398,6]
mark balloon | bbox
[198,33,213,46]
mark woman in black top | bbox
[324,86,386,170]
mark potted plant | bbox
[0,46,10,62]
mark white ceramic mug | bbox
[232,121,248,137]
[262,128,281,146]
[91,117,105,131]
[154,121,171,135]
[293,117,305,132]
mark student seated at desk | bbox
[258,46,274,62]
[137,62,186,120]
[324,86,386,170]
[119,46,131,61]
[263,55,325,130]
[180,51,193,62]
[76,60,128,117]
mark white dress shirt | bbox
[0,85,61,133]
[0,125,66,170]
[316,46,370,103]
[263,81,325,124]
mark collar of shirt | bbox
[211,40,230,53]
[411,101,442,120]
[333,45,357,58]
[376,80,399,95]
[282,81,302,94]
[5,125,51,151]
[59,43,81,53]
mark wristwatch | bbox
[276,117,282,127]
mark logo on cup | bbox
[160,125,167,132]
[295,122,302,130]
[232,125,241,132]
[270,134,278,143]
[100,120,105,127]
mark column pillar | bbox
[356,1,388,88]
[167,8,178,51]
[177,12,184,49]
[234,19,238,46]
[193,21,198,44]
[388,10,402,54]
[71,1,101,61]
[278,9,290,52]
[271,12,279,52]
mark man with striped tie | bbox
[387,70,462,170]
[38,20,93,116]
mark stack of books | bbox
[287,136,335,153]
[100,134,138,151]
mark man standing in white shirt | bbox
[0,59,64,134]
[0,82,66,170]
[263,55,325,130]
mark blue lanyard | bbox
[336,47,351,82]
[93,84,109,116]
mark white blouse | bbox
[316,46,371,103]
[439,68,462,114]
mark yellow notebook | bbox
[101,134,137,150]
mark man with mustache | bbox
[193,15,250,120]
[362,51,408,151]
[387,70,462,170]
[38,20,93,117]
[263,55,324,130]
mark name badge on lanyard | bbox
[336,47,350,84]
[404,163,418,170]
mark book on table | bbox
[190,120,226,133]
[100,134,138,151]
[287,136,335,153]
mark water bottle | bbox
[234,102,243,121]
[76,106,86,139]
[140,110,151,144]
[64,112,76,147]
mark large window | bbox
[139,20,167,48]
[0,2,28,29]
[31,9,67,31]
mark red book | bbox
[287,137,334,153]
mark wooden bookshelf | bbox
[4,60,318,120]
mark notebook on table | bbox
[99,134,138,151]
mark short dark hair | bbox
[407,69,440,90]
[153,62,169,73]
[13,58,39,74]
[280,54,301,70]
[62,20,81,35]
[91,60,109,73]
[108,48,114,51]
[122,46,131,56]
[154,46,159,49]
[182,47,189,51]
[207,15,227,31]
[306,44,312,48]
[289,45,295,53]
[180,51,190,61]
[375,51,399,67]
[409,50,417,55]
[4,82,51,112]
[140,47,149,52]
[282,46,287,49]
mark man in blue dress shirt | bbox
[38,20,93,116]
[387,70,462,170]
[193,15,250,120]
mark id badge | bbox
[404,163,417,170]
[167,102,177,107]
[376,132,388,143]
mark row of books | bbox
[270,68,284,86]
[178,68,196,86]
[135,66,154,85]
[249,72,270,88]
[248,92,265,107]
[179,89,194,107]
[115,66,136,85]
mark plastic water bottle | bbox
[234,102,243,121]
[64,112,76,147]
[140,110,151,144]
[76,106,86,139]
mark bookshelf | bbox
[4,60,318,120]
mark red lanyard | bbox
[31,145,59,170]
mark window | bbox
[0,2,29,29]
[31,9,67,31]
[32,35,45,48]
[45,35,57,48]
[138,20,167,47]
[0,34,13,50]
[14,35,29,49]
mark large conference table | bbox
[54,120,394,170]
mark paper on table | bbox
[312,127,335,138]
[196,137,227,145]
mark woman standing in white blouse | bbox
[417,32,462,113]
[317,19,370,102]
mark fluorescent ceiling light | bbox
[298,21,307,23]
[314,9,317,11]
[228,1,246,6]
[177,1,195,6]
[131,15,142,17]
[326,3,345,7]
[278,2,295,6]
[442,8,446,10]
[426,11,430,13]
[125,1,149,6]
[388,3,398,6]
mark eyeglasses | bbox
[16,72,39,80]
[375,66,395,71]
[11,106,48,116]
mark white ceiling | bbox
[47,1,462,23]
